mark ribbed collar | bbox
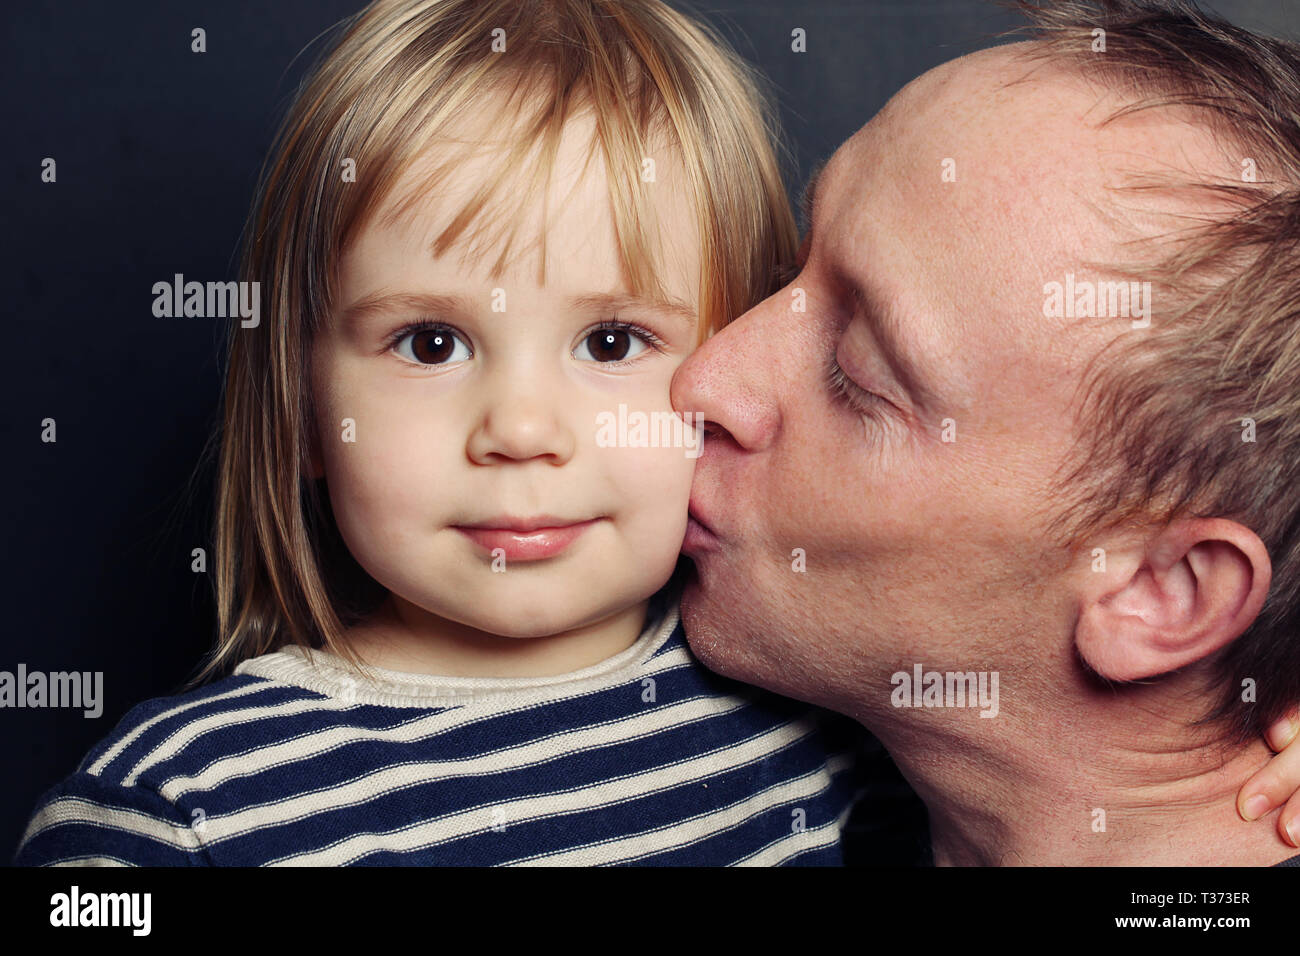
[234,601,680,708]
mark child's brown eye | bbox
[587,329,630,361]
[394,326,471,365]
[574,325,651,363]
[413,330,455,363]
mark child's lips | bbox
[453,518,600,562]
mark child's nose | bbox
[466,395,576,465]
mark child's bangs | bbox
[361,68,686,311]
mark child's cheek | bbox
[607,440,696,560]
[310,351,460,568]
[582,375,695,519]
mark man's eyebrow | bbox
[340,291,475,325]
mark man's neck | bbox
[867,703,1298,867]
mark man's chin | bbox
[679,568,728,669]
[679,564,767,687]
[680,560,848,713]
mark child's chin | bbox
[467,607,590,640]
[482,620,576,640]
[468,597,639,641]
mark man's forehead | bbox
[812,43,1230,276]
[831,58,1132,270]
[806,50,1142,406]
[813,52,1015,213]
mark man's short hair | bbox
[1012,0,1300,743]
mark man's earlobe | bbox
[1074,518,1271,681]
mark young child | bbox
[14,0,876,866]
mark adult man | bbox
[672,0,1300,865]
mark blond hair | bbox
[192,0,797,684]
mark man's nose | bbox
[670,296,783,453]
[466,374,577,465]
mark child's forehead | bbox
[345,107,702,301]
[373,103,687,233]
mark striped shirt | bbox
[15,600,873,866]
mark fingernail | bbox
[1242,794,1270,821]
[1287,817,1300,848]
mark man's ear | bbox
[1075,518,1271,681]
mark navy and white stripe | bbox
[15,603,873,866]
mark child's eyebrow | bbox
[340,291,474,326]
[571,293,697,329]
[338,290,697,330]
